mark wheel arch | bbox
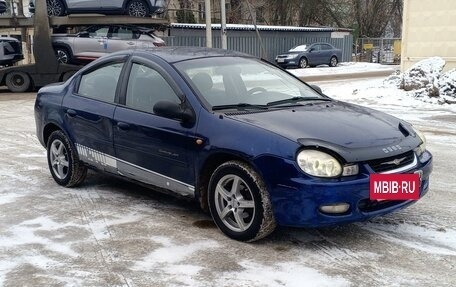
[196,152,255,212]
[43,122,64,147]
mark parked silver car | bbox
[52,25,165,64]
[29,0,166,17]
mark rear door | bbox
[320,44,333,64]
[62,56,127,173]
[113,58,198,197]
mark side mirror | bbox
[309,48,314,52]
[153,100,195,124]
[310,84,322,94]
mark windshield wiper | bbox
[267,97,331,107]
[212,103,269,111]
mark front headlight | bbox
[297,150,342,177]
[413,127,426,156]
[286,54,298,59]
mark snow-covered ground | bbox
[0,69,455,286]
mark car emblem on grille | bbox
[381,157,407,166]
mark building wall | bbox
[401,0,456,71]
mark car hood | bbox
[225,101,420,162]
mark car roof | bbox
[133,47,254,63]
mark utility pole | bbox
[205,0,212,47]
[220,0,227,49]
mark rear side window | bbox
[77,62,124,103]
[125,63,180,114]
[321,44,332,50]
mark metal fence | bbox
[355,38,402,64]
[164,35,353,63]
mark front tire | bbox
[47,130,87,187]
[5,71,31,93]
[329,56,338,67]
[47,0,65,16]
[298,57,308,68]
[127,0,150,17]
[55,47,71,64]
[208,161,276,242]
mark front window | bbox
[174,57,326,108]
[125,63,180,114]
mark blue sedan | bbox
[275,43,342,69]
[34,47,432,241]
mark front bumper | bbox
[275,58,299,68]
[265,151,433,227]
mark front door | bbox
[74,26,110,60]
[113,60,197,197]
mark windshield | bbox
[289,45,307,52]
[174,57,326,109]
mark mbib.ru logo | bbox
[370,174,421,200]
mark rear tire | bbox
[47,0,65,16]
[47,130,87,187]
[208,161,276,242]
[127,0,150,17]
[5,71,31,93]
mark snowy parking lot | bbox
[0,72,456,286]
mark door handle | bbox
[127,42,135,45]
[117,122,130,131]
[66,109,77,117]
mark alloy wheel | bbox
[50,139,69,180]
[214,174,256,232]
[56,50,69,64]
[128,1,148,17]
[47,0,64,16]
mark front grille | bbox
[358,199,406,212]
[367,150,415,173]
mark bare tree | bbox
[353,0,402,37]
